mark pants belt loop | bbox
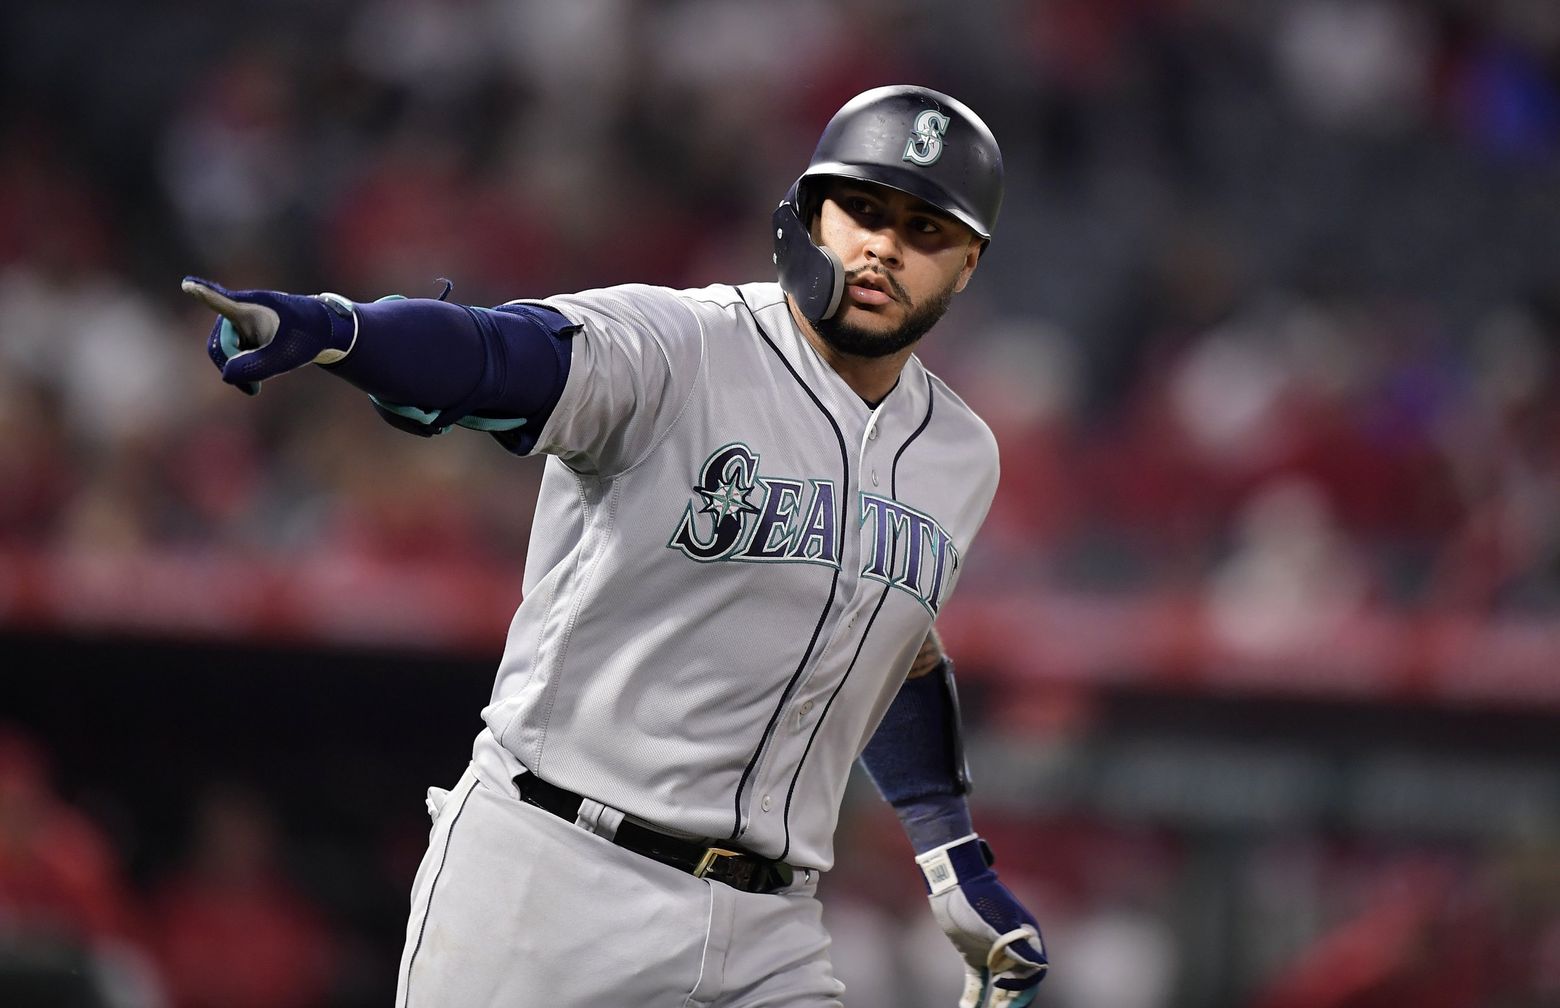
[574,797,623,841]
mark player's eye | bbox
[909,217,940,235]
[844,196,878,217]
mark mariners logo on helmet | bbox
[902,109,951,166]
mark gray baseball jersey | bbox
[469,280,999,871]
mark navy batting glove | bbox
[917,835,1048,1008]
[182,277,357,395]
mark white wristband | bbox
[914,832,979,896]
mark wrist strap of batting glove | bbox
[915,833,994,895]
[313,292,359,363]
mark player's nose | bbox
[861,225,903,268]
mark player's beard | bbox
[814,268,957,359]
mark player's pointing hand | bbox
[182,277,358,395]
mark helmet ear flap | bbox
[773,186,844,323]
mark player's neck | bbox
[788,299,913,406]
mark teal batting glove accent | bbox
[369,395,445,429]
[216,318,261,395]
[218,318,244,358]
[367,396,530,434]
[455,415,528,432]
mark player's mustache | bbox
[845,266,910,305]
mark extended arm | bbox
[182,277,575,453]
[859,630,1048,1008]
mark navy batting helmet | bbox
[774,85,1004,322]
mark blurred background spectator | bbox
[0,728,162,1007]
[151,788,337,1008]
[3,1,1560,1005]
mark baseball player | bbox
[183,85,1046,1007]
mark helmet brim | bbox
[801,163,993,242]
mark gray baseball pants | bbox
[396,765,845,1006]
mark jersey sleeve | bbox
[522,284,704,477]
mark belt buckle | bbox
[693,846,743,879]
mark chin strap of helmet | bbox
[773,182,844,323]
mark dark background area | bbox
[7,628,1558,1006]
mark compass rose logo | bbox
[696,470,760,525]
[667,443,839,566]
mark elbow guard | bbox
[860,657,973,804]
[358,300,577,453]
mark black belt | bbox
[514,772,795,894]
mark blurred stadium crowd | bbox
[3,0,1560,1006]
[5,0,1560,654]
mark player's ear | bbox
[952,238,984,294]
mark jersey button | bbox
[762,795,772,812]
[868,425,878,440]
[801,700,814,714]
